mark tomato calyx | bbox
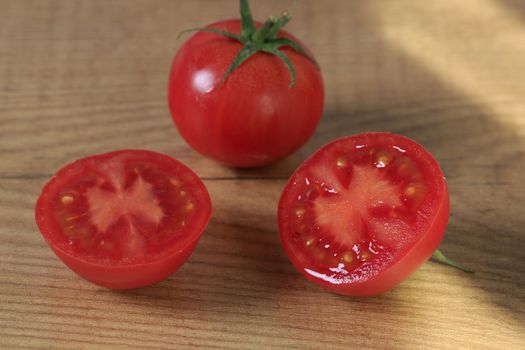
[432,249,474,273]
[178,0,316,88]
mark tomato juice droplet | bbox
[278,133,450,296]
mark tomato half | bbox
[35,150,212,289]
[168,19,324,167]
[278,133,449,296]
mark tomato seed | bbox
[342,252,354,263]
[99,239,110,250]
[186,202,194,211]
[360,251,370,261]
[376,151,393,168]
[61,195,74,205]
[396,157,418,177]
[180,190,187,197]
[405,185,416,196]
[305,237,315,247]
[170,178,181,187]
[295,207,306,217]
[336,158,348,168]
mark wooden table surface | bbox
[1,0,524,349]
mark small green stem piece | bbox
[266,13,291,39]
[178,27,242,41]
[431,250,474,273]
[251,16,277,44]
[263,48,296,88]
[270,37,317,65]
[219,45,258,85]
[240,0,256,38]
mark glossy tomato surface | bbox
[278,133,449,296]
[35,150,212,289]
[168,19,324,167]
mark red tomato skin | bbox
[168,19,324,167]
[278,133,450,296]
[35,150,212,289]
[47,239,199,290]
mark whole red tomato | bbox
[168,1,324,167]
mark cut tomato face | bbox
[35,150,212,289]
[278,133,449,296]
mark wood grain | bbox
[1,0,524,349]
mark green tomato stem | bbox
[432,249,474,273]
[178,0,315,88]
[252,16,277,44]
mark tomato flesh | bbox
[278,133,449,296]
[35,150,212,289]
